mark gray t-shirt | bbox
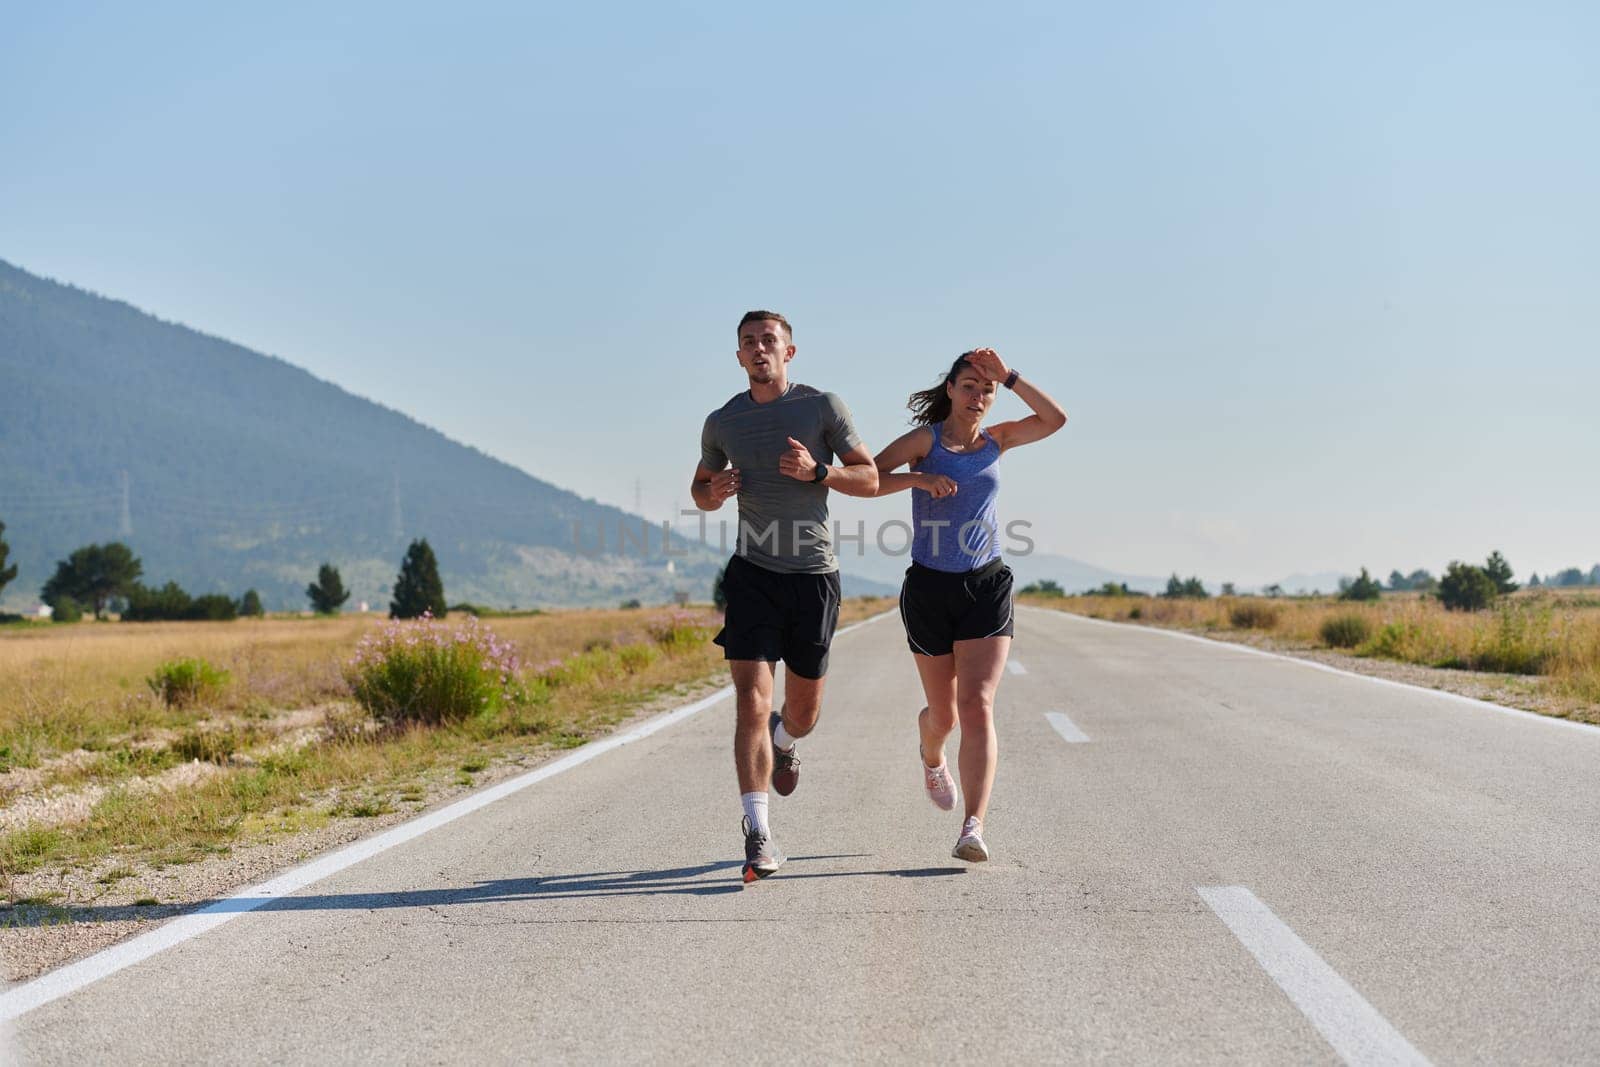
[700,383,863,574]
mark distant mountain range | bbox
[0,258,901,611]
[0,256,1363,612]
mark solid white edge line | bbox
[0,608,898,1024]
[1044,711,1090,743]
[1020,605,1600,736]
[1198,886,1431,1067]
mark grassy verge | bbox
[1023,590,1600,723]
[0,597,893,896]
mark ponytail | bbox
[907,353,975,426]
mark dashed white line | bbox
[1199,886,1431,1067]
[1045,711,1090,743]
[1006,659,1027,675]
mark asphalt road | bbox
[9,608,1600,1064]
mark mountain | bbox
[1,258,808,610]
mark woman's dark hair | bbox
[908,353,977,427]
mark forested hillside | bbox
[0,258,721,610]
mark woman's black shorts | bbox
[899,557,1015,657]
[714,554,842,679]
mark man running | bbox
[692,310,878,883]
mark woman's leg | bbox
[951,635,1011,823]
[912,652,957,766]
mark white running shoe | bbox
[920,745,958,811]
[952,816,989,863]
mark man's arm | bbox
[691,462,739,511]
[779,438,878,497]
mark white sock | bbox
[773,720,798,752]
[741,792,770,836]
[962,815,983,837]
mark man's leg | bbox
[731,659,783,881]
[731,659,776,793]
[777,668,827,739]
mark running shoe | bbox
[770,710,801,796]
[742,816,784,883]
[920,745,958,811]
[952,816,989,863]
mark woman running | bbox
[873,348,1067,861]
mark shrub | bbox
[124,582,238,621]
[712,567,727,611]
[1320,613,1373,649]
[1229,601,1281,630]
[1438,562,1497,612]
[1020,579,1065,597]
[1461,605,1552,675]
[648,610,716,651]
[346,612,522,724]
[619,598,642,610]
[147,658,232,708]
[51,596,84,623]
[1339,568,1383,602]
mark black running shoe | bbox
[741,816,784,883]
[770,710,801,796]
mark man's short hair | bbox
[737,310,792,341]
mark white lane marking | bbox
[1198,886,1431,1067]
[0,611,897,1023]
[1020,606,1600,737]
[1045,711,1090,743]
[1006,659,1027,675]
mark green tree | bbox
[1483,551,1518,595]
[1020,579,1065,597]
[1437,561,1497,612]
[0,520,17,600]
[1339,568,1383,602]
[122,581,192,621]
[1387,569,1409,591]
[390,539,446,619]
[712,566,727,611]
[1406,568,1437,593]
[1163,574,1209,599]
[238,589,264,616]
[307,563,351,615]
[40,542,143,619]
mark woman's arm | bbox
[871,428,955,498]
[967,348,1067,452]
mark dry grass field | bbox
[0,598,894,898]
[1024,588,1600,723]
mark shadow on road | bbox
[13,858,968,926]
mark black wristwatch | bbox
[1003,368,1020,390]
[812,463,829,484]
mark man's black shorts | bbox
[899,557,1015,657]
[714,554,842,679]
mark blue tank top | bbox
[910,422,1002,572]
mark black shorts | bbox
[899,557,1015,657]
[714,554,842,679]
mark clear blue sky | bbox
[4,1,1596,586]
